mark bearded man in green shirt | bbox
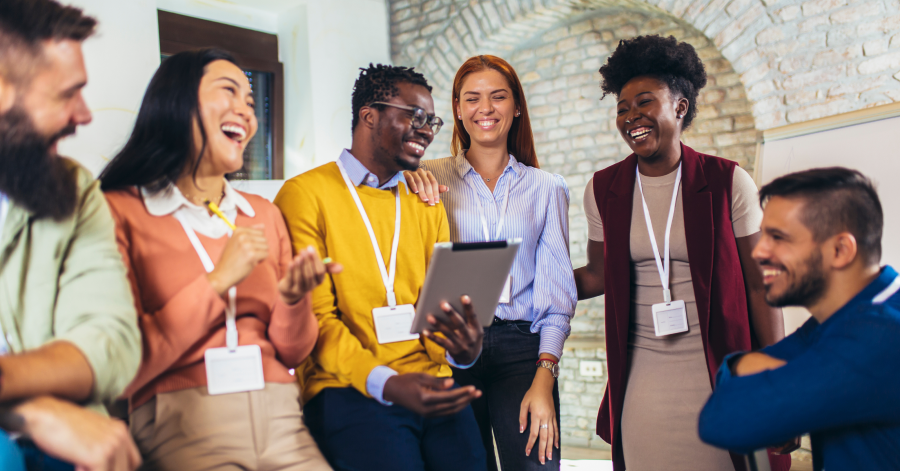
[0,0,141,469]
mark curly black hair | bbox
[351,63,432,133]
[599,35,707,129]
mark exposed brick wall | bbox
[387,0,898,458]
[390,0,899,131]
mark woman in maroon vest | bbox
[574,35,793,470]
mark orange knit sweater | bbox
[105,188,318,411]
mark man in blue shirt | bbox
[698,167,899,470]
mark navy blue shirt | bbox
[699,266,900,471]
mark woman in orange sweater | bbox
[99,49,337,470]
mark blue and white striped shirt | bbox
[421,152,577,359]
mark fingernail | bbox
[429,202,436,206]
[519,425,524,433]
[422,329,430,336]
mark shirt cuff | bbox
[366,365,398,406]
[538,324,569,360]
[446,348,480,369]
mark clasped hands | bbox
[384,295,484,417]
[206,225,341,304]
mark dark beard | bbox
[0,106,77,220]
[765,249,828,308]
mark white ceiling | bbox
[210,0,309,14]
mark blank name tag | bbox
[373,304,420,344]
[499,275,513,304]
[652,300,689,336]
[204,345,265,395]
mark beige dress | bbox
[583,166,761,470]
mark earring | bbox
[515,111,520,117]
[458,115,462,120]
[677,114,683,119]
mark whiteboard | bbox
[758,116,900,334]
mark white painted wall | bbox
[279,0,392,177]
[57,0,391,180]
[759,116,901,335]
[58,0,161,177]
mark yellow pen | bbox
[204,199,237,231]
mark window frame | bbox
[157,10,285,179]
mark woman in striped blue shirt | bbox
[404,55,577,471]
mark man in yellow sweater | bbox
[275,64,486,470]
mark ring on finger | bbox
[540,424,548,429]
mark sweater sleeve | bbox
[106,196,229,399]
[266,205,318,368]
[274,179,385,397]
[53,175,141,404]
[698,315,901,453]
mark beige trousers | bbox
[130,383,331,471]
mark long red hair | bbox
[450,55,539,168]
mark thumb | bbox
[439,185,449,193]
[325,262,344,274]
[425,375,454,391]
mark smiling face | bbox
[455,68,517,149]
[753,196,830,307]
[15,39,93,154]
[192,59,258,176]
[371,81,435,173]
[615,75,687,161]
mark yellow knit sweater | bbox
[274,162,452,403]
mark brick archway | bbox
[391,0,898,133]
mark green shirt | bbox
[0,160,140,413]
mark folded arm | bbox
[699,319,900,452]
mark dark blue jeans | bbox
[453,320,561,471]
[303,386,486,471]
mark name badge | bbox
[204,345,266,395]
[651,300,688,336]
[373,304,420,344]
[499,275,513,304]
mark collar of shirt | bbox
[818,265,899,329]
[141,179,255,238]
[339,149,407,190]
[453,150,521,182]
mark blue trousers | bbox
[0,431,73,471]
[303,386,486,471]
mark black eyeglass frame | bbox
[368,101,443,134]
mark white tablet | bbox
[410,239,521,333]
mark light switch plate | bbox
[579,360,604,377]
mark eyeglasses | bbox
[368,102,443,134]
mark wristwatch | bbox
[536,359,559,378]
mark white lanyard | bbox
[465,168,513,242]
[175,211,239,350]
[337,160,402,307]
[636,164,682,303]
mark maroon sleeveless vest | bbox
[591,143,789,471]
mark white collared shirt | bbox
[141,179,255,237]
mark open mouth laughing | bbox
[476,119,498,130]
[221,122,248,143]
[404,139,427,156]
[628,126,652,142]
